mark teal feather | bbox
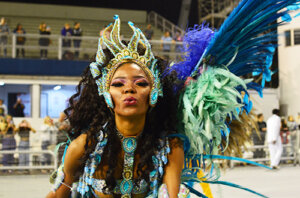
[179,67,247,155]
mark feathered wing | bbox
[167,0,300,196]
[173,0,300,157]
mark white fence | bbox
[0,149,57,170]
[0,33,184,61]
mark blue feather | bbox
[203,0,300,83]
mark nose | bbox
[123,83,136,94]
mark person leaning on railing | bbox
[0,17,9,57]
[41,116,57,166]
[16,120,36,167]
[13,23,26,58]
[0,119,16,168]
[39,22,51,59]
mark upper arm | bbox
[51,134,87,197]
[163,139,184,198]
[64,134,86,176]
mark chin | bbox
[117,109,147,117]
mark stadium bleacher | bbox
[0,2,164,59]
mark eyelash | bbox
[111,82,124,87]
[136,82,149,87]
[111,81,149,87]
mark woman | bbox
[16,120,36,167]
[13,23,26,58]
[287,115,298,156]
[39,22,51,59]
[49,0,300,196]
[48,15,185,198]
[1,120,16,167]
[41,116,57,166]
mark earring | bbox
[149,88,158,107]
[103,91,114,109]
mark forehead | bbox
[112,62,148,78]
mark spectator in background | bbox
[0,116,6,131]
[39,23,51,59]
[287,115,298,156]
[252,113,266,158]
[0,116,6,143]
[13,23,26,58]
[161,31,173,61]
[0,99,7,117]
[297,113,300,127]
[61,23,73,59]
[267,109,282,169]
[0,17,9,57]
[41,116,57,166]
[144,24,154,40]
[16,120,36,168]
[5,114,14,125]
[73,22,82,59]
[1,121,16,168]
[280,118,289,156]
[54,112,70,164]
[173,31,183,62]
[13,98,25,117]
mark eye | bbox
[111,82,124,87]
[136,81,149,87]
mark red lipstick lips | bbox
[124,97,137,105]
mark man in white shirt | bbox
[266,109,282,169]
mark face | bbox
[109,63,151,118]
[0,18,5,24]
[6,115,12,123]
[19,120,28,127]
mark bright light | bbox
[53,85,61,90]
[0,82,5,86]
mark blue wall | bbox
[0,58,89,76]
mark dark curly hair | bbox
[64,46,179,194]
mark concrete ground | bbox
[0,165,299,198]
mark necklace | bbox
[116,129,138,198]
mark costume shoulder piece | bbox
[166,0,300,197]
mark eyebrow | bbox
[112,75,147,80]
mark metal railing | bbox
[0,33,184,61]
[0,149,57,170]
[229,130,300,167]
[147,11,185,36]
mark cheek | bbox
[139,88,151,104]
[109,88,121,105]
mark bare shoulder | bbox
[67,133,87,154]
[169,137,184,151]
[167,137,184,163]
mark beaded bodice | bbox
[76,127,170,197]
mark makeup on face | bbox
[110,76,150,88]
[109,63,152,117]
